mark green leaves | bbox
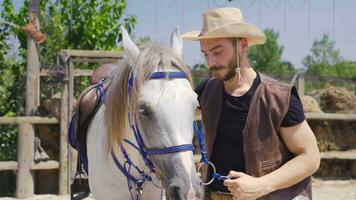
[1,0,137,65]
[57,0,136,51]
[302,34,349,77]
[248,29,295,74]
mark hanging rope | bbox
[182,0,185,29]
[0,18,46,44]
[212,0,230,7]
[263,0,281,9]
[192,0,205,8]
[308,0,311,36]
[155,0,158,34]
[287,0,307,12]
[161,0,178,7]
[258,0,262,25]
[239,0,258,9]
[332,0,335,39]
[284,0,287,31]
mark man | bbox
[182,7,320,200]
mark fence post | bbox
[16,0,40,198]
[298,71,305,96]
[16,124,35,198]
[59,53,69,195]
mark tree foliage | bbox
[303,34,341,69]
[248,29,295,74]
[302,34,355,78]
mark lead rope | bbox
[193,121,230,185]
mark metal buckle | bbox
[149,171,164,188]
[197,161,216,185]
[136,180,144,197]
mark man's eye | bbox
[213,50,222,55]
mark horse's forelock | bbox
[105,43,193,153]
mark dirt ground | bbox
[1,178,356,200]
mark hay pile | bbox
[319,86,356,113]
[302,87,356,179]
[300,95,322,113]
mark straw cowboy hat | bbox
[182,7,266,46]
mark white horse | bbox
[86,27,203,200]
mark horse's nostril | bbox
[169,185,184,200]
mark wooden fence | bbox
[0,50,123,198]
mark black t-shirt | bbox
[195,73,305,192]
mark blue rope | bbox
[193,121,208,164]
[212,172,229,181]
[96,79,106,104]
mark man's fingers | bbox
[227,185,238,192]
[223,179,238,187]
[228,170,245,179]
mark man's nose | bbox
[206,56,216,67]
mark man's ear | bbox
[240,38,249,53]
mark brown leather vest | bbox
[199,73,312,200]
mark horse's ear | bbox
[170,26,183,59]
[120,26,140,67]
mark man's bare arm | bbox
[259,120,321,193]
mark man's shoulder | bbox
[195,77,222,94]
[259,73,291,88]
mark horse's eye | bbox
[139,108,150,116]
[138,103,151,117]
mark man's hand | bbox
[223,171,272,200]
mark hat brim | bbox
[182,22,266,46]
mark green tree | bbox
[332,61,356,78]
[1,0,136,63]
[191,63,210,86]
[248,29,295,74]
[302,34,342,75]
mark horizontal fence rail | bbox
[305,113,356,121]
[0,160,59,171]
[0,117,59,124]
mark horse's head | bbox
[106,27,203,199]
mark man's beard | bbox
[211,54,238,81]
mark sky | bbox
[1,0,355,69]
[124,0,356,68]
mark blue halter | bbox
[127,71,195,156]
[99,70,226,199]
[111,71,196,199]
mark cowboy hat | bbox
[182,7,266,46]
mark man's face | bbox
[200,38,237,81]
